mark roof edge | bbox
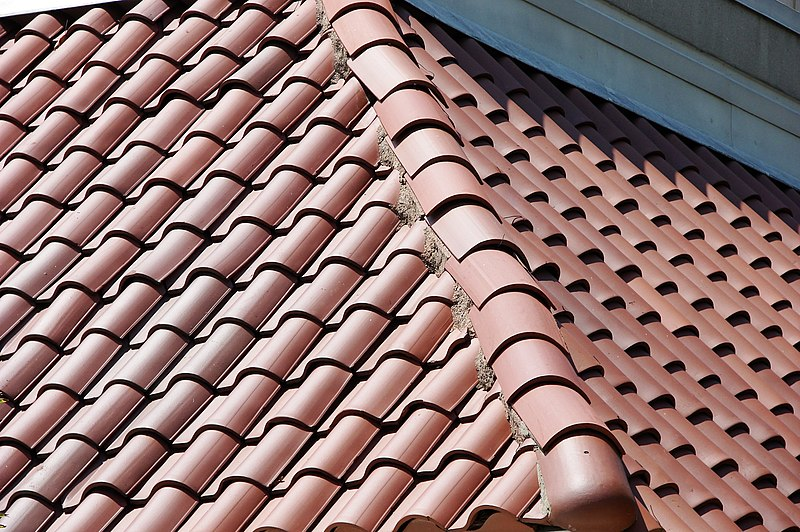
[407,0,800,190]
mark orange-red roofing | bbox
[0,0,799,530]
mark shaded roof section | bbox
[0,0,798,530]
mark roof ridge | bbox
[318,0,638,529]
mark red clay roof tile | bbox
[0,0,798,530]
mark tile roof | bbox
[0,0,798,530]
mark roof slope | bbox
[0,0,798,530]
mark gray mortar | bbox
[422,226,448,276]
[368,56,552,519]
[372,72,545,514]
[379,125,422,228]
[451,283,474,335]
[474,348,496,391]
[374,89,543,512]
[500,392,536,447]
[330,32,351,82]
[537,461,552,517]
[392,179,423,226]
[314,0,325,25]
[377,125,406,174]
[315,0,351,82]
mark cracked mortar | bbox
[422,226,447,276]
[502,397,549,518]
[451,283,474,335]
[315,0,351,82]
[474,348,496,391]
[377,111,519,475]
[373,85,551,518]
[537,462,551,516]
[501,392,536,446]
[393,178,423,226]
[378,125,423,228]
[378,125,406,174]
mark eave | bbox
[407,0,800,189]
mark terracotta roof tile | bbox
[0,0,798,530]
